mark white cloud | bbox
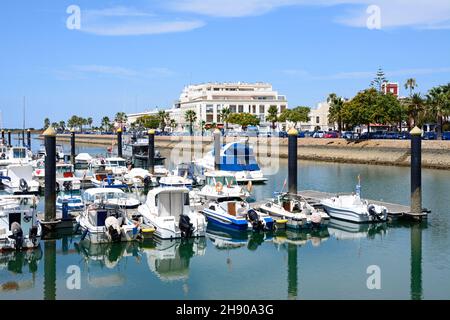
[53,65,176,80]
[79,6,205,36]
[167,0,450,29]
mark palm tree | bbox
[219,107,231,131]
[327,93,344,132]
[405,78,417,97]
[101,116,111,133]
[115,112,127,130]
[185,110,197,135]
[157,110,170,132]
[43,118,50,130]
[266,105,279,131]
[59,121,66,132]
[169,119,177,131]
[426,87,449,140]
[87,117,93,131]
[406,93,425,128]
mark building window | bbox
[230,105,236,113]
[238,105,244,113]
[206,104,214,113]
[259,105,265,114]
[316,116,320,124]
[206,114,214,122]
[280,105,286,113]
[252,105,256,113]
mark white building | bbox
[174,82,288,127]
[297,102,335,132]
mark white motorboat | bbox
[83,188,141,210]
[93,157,129,176]
[0,195,42,251]
[327,219,388,240]
[195,171,250,201]
[0,146,32,166]
[76,204,141,244]
[202,197,274,231]
[123,168,155,188]
[259,193,329,229]
[320,193,388,223]
[56,191,84,213]
[2,164,39,194]
[37,144,65,160]
[159,175,193,189]
[137,186,207,239]
[90,171,128,189]
[194,140,267,183]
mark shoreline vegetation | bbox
[38,134,450,170]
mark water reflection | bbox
[0,247,42,292]
[142,238,206,282]
[327,220,388,240]
[411,223,424,300]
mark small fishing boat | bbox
[37,144,65,160]
[137,186,207,239]
[159,175,193,189]
[93,157,129,176]
[0,146,32,166]
[0,195,42,251]
[195,171,250,201]
[56,163,81,191]
[123,168,155,188]
[90,171,128,189]
[83,188,141,210]
[76,204,141,244]
[202,197,274,231]
[320,178,388,223]
[56,191,84,213]
[259,193,329,229]
[194,140,267,183]
[320,194,388,223]
[2,164,39,194]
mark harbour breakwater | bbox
[40,134,450,169]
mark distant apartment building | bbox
[381,82,400,96]
[297,102,335,131]
[174,82,288,126]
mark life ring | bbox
[215,181,223,193]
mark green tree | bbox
[169,119,177,131]
[51,122,59,130]
[43,118,50,130]
[87,117,93,130]
[136,115,160,129]
[200,120,206,136]
[157,110,170,132]
[219,107,231,130]
[59,121,66,132]
[101,116,111,133]
[115,112,128,130]
[404,93,425,128]
[327,93,344,132]
[185,110,197,135]
[342,88,378,132]
[279,106,310,128]
[404,78,417,97]
[426,86,450,139]
[266,105,279,131]
[228,113,260,130]
[370,67,388,92]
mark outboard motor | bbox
[247,209,264,231]
[29,226,39,246]
[367,204,381,221]
[63,181,73,191]
[143,176,152,188]
[9,222,24,250]
[179,215,194,238]
[105,216,121,242]
[19,178,29,192]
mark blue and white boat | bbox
[56,191,84,213]
[202,197,274,231]
[195,140,267,183]
[158,175,193,190]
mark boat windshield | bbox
[57,165,72,174]
[13,148,27,159]
[107,160,126,167]
[207,176,236,186]
[217,197,244,203]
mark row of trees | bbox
[44,112,128,132]
[326,68,450,139]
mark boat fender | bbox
[310,211,322,225]
[9,222,23,250]
[105,216,121,242]
[19,178,29,192]
[215,182,223,193]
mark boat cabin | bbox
[145,187,191,218]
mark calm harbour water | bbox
[1,137,449,300]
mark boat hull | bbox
[202,208,249,231]
[321,204,385,223]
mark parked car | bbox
[342,131,358,139]
[324,132,339,138]
[422,131,437,140]
[312,131,325,138]
[398,132,411,140]
[382,132,399,139]
[442,132,450,140]
[297,131,306,138]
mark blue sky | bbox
[1,0,450,128]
